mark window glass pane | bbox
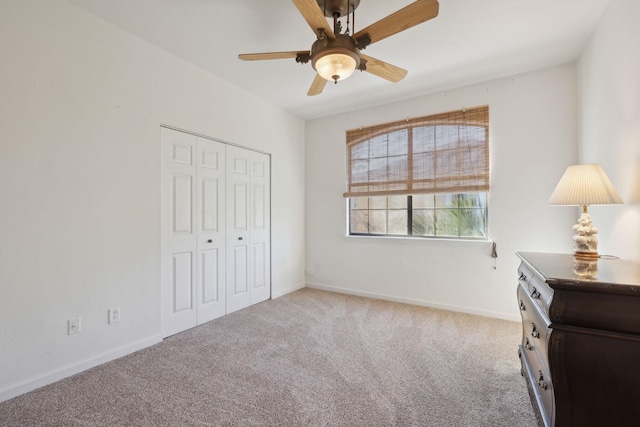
[412,194,434,209]
[457,208,486,237]
[351,159,369,183]
[434,209,458,236]
[351,141,370,160]
[369,157,388,180]
[351,197,369,210]
[460,125,485,144]
[412,209,435,236]
[388,155,408,182]
[412,152,434,182]
[435,147,457,175]
[350,209,369,234]
[388,210,408,235]
[435,193,451,208]
[388,196,407,209]
[453,193,484,208]
[413,126,435,153]
[369,135,388,158]
[369,196,387,209]
[436,125,459,149]
[388,130,408,156]
[369,210,387,234]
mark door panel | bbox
[196,137,226,324]
[250,152,270,304]
[161,128,198,337]
[233,183,248,230]
[201,249,219,304]
[172,252,194,312]
[201,178,219,232]
[232,245,248,294]
[253,185,265,229]
[253,243,266,289]
[226,145,251,314]
[172,175,192,234]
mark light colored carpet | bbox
[0,288,536,426]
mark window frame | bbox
[344,106,490,240]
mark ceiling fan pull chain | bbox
[345,0,351,35]
[351,0,355,35]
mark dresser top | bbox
[517,252,640,295]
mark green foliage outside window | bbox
[350,193,487,238]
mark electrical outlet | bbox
[68,317,81,335]
[108,307,120,324]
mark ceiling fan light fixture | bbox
[311,34,360,83]
[314,51,358,82]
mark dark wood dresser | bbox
[516,252,640,427]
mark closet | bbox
[160,127,270,337]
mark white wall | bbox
[578,0,640,263]
[305,64,578,321]
[0,0,305,401]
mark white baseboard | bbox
[0,334,162,403]
[305,282,520,322]
[271,282,305,299]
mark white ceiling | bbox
[66,0,610,120]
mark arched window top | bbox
[344,106,489,198]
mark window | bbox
[345,106,489,239]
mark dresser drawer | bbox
[518,263,553,317]
[520,344,554,427]
[518,283,551,364]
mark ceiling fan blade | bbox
[291,0,335,39]
[361,54,407,83]
[307,73,327,96]
[238,51,308,61]
[353,0,439,46]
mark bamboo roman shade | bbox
[344,106,489,198]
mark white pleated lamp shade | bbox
[548,164,623,206]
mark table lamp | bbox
[548,164,623,259]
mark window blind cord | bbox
[491,240,498,269]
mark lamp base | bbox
[571,207,599,257]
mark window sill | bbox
[344,234,492,244]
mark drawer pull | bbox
[531,323,540,339]
[530,287,541,299]
[519,300,526,311]
[537,370,548,390]
[519,272,526,281]
[525,337,533,351]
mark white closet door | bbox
[249,151,270,305]
[161,128,198,337]
[162,128,270,334]
[196,137,226,324]
[161,129,227,337]
[225,145,252,314]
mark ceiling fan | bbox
[238,0,439,96]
